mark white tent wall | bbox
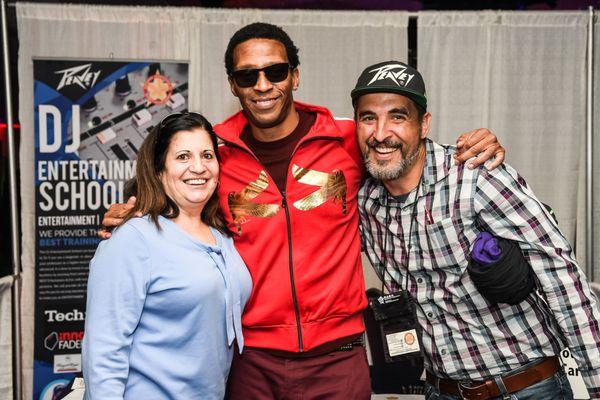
[418,11,589,271]
[593,11,599,285]
[14,3,408,398]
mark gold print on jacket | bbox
[228,170,280,234]
[292,164,347,214]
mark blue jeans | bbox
[424,371,574,400]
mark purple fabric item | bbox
[471,232,502,265]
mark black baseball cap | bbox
[351,61,427,111]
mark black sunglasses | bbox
[229,63,292,88]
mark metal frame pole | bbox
[587,6,595,282]
[1,0,22,399]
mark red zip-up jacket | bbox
[214,102,368,352]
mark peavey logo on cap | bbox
[55,63,101,91]
[367,63,414,88]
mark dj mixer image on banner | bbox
[32,59,189,400]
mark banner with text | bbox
[33,59,189,399]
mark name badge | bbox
[369,291,423,363]
[386,328,420,357]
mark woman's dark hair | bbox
[224,22,300,75]
[125,112,229,235]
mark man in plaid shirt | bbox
[354,61,600,399]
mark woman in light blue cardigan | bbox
[83,113,252,400]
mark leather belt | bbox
[426,357,560,400]
[255,334,364,359]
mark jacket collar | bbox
[213,101,343,148]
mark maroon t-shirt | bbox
[240,110,317,193]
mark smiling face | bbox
[160,128,219,215]
[228,38,299,139]
[356,92,431,183]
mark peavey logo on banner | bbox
[367,63,414,87]
[45,309,85,323]
[55,64,101,91]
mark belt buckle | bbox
[457,381,471,400]
[458,380,487,400]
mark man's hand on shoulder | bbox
[454,128,505,171]
[98,196,138,239]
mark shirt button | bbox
[417,278,423,283]
[427,312,433,318]
[441,349,447,355]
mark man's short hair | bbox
[224,22,300,75]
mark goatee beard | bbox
[363,141,421,181]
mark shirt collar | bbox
[423,138,454,192]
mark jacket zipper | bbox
[282,135,344,352]
[281,190,304,352]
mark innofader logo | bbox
[55,63,101,91]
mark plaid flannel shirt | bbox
[359,139,600,397]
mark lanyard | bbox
[380,176,423,295]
